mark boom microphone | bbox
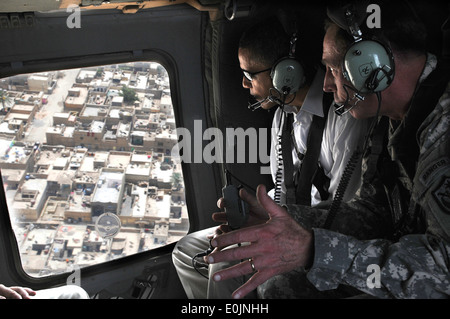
[334,84,364,116]
[248,96,268,111]
[247,88,295,111]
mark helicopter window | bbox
[0,62,189,277]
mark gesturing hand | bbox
[206,184,313,299]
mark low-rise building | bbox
[1,63,189,277]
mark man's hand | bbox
[206,188,270,251]
[206,184,314,299]
[0,284,36,299]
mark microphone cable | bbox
[192,242,214,279]
[272,92,291,204]
[324,91,382,229]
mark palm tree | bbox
[119,86,139,104]
[171,172,183,191]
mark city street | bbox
[23,68,80,144]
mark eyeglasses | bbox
[242,67,271,81]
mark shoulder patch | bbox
[420,157,450,185]
[433,175,450,215]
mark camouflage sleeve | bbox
[306,228,450,298]
[413,83,450,242]
[285,178,393,240]
[305,84,450,299]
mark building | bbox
[90,168,125,218]
[1,63,189,276]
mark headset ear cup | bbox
[270,58,305,95]
[343,39,395,93]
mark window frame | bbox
[0,49,198,287]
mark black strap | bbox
[295,117,326,204]
[364,116,389,183]
[295,93,332,205]
[281,112,296,204]
[442,14,450,60]
[311,164,331,201]
[282,92,332,205]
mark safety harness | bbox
[282,91,333,206]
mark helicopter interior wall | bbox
[0,1,331,298]
[0,0,447,299]
[0,4,214,298]
[207,15,275,195]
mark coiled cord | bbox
[323,147,361,229]
[273,95,290,204]
[274,127,284,204]
[324,92,382,229]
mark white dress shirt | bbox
[269,68,369,206]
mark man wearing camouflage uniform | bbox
[206,1,450,298]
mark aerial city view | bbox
[0,62,189,277]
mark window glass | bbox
[0,62,189,277]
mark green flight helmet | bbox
[343,39,395,93]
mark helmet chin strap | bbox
[334,84,365,116]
